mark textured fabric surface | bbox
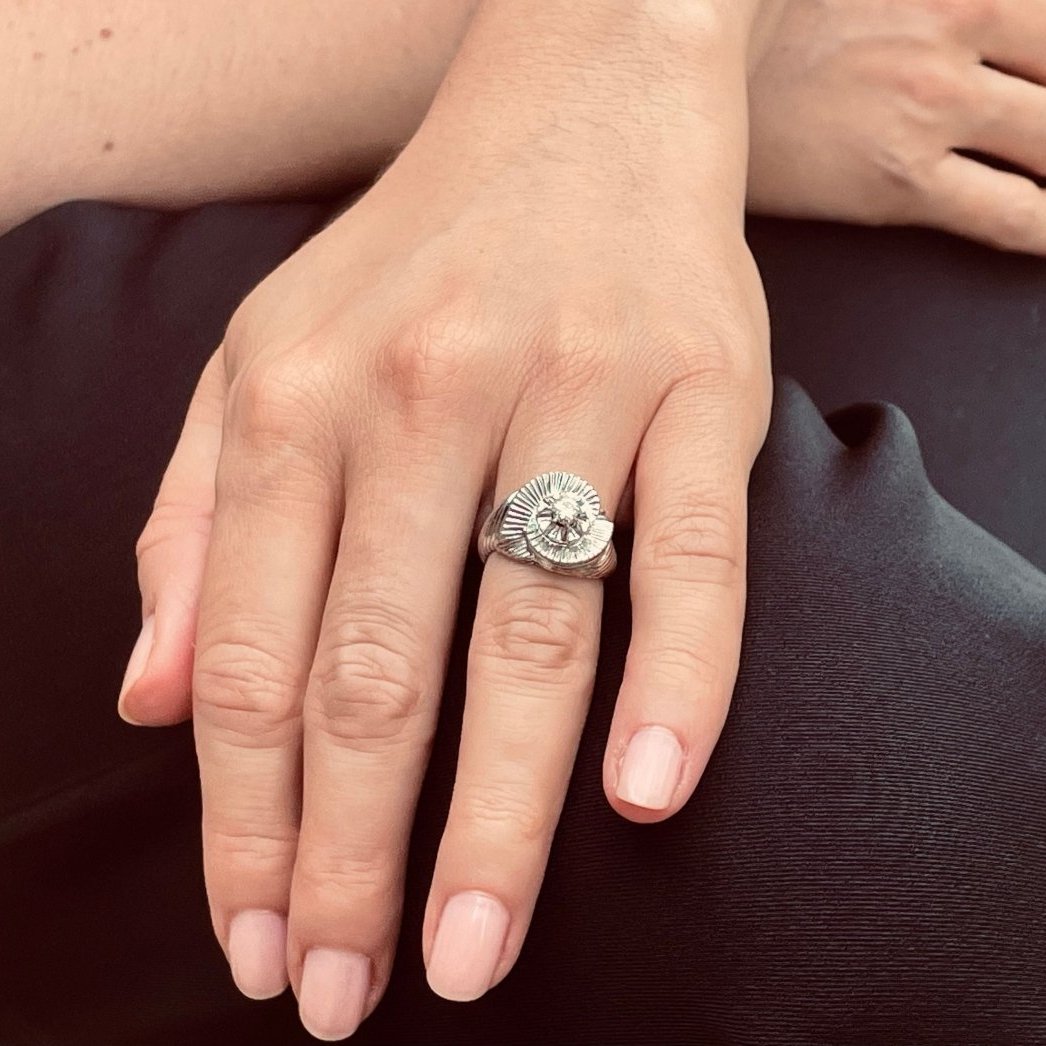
[0,202,1043,1045]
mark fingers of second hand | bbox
[925,151,1046,255]
[605,370,767,823]
[192,369,344,1003]
[980,0,1046,86]
[965,60,1046,168]
[289,438,487,1039]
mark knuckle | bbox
[633,627,733,696]
[294,850,393,906]
[457,779,555,846]
[658,357,772,462]
[668,326,765,400]
[228,348,333,453]
[928,0,997,33]
[637,496,743,585]
[376,310,482,416]
[472,580,592,681]
[206,822,298,874]
[311,625,430,748]
[193,637,302,737]
[894,61,966,113]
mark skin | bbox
[5,1,1046,252]
[748,0,1046,253]
[119,0,772,1037]
[0,0,482,232]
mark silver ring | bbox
[477,471,617,579]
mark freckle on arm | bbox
[102,140,115,152]
[99,27,113,39]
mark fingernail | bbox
[427,891,510,1002]
[117,614,155,721]
[299,948,370,1041]
[228,909,289,1000]
[615,725,684,810]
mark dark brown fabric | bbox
[0,202,1043,1045]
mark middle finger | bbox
[423,370,650,1002]
[289,407,489,1040]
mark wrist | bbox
[426,0,757,136]
[487,0,781,54]
[402,0,758,210]
[467,0,757,70]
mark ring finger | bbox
[422,370,651,1001]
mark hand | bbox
[749,0,1046,253]
[119,1,770,1037]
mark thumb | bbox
[118,349,226,726]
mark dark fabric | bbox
[0,201,1043,1046]
[750,217,1046,572]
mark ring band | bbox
[477,471,617,579]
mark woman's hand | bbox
[749,0,1046,253]
[119,0,770,1037]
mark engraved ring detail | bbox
[477,471,617,580]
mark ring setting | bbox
[478,471,617,579]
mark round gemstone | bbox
[536,492,593,545]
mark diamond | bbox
[536,492,593,546]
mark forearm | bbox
[392,0,778,225]
[0,0,478,231]
[1,0,782,234]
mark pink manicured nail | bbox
[117,614,155,720]
[227,909,289,1000]
[615,725,684,810]
[427,891,510,1002]
[299,948,370,1041]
